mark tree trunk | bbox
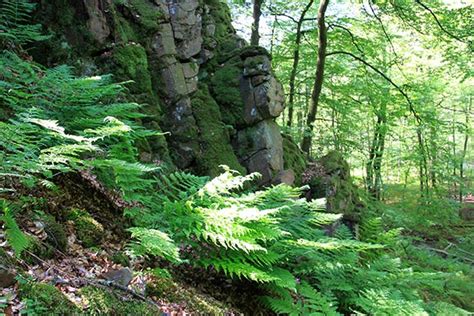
[459,96,471,202]
[366,110,387,200]
[286,0,315,127]
[301,0,330,155]
[251,0,263,46]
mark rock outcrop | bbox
[31,0,288,183]
[303,151,362,222]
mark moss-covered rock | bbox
[209,59,245,127]
[147,275,232,315]
[24,236,55,263]
[192,84,245,176]
[304,151,362,221]
[111,43,153,95]
[22,213,67,262]
[282,135,307,185]
[111,251,130,267]
[19,280,80,314]
[80,286,160,315]
[68,209,104,247]
[40,213,68,252]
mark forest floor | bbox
[0,220,240,315]
[1,182,473,315]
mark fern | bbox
[127,227,181,263]
[262,281,339,316]
[0,0,49,46]
[0,200,29,256]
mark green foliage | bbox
[128,227,181,263]
[18,277,80,314]
[0,200,29,256]
[121,166,470,314]
[67,209,104,248]
[0,0,49,46]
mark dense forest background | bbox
[1,0,473,315]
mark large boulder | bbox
[303,151,362,221]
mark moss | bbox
[40,213,68,252]
[192,84,245,176]
[209,60,245,127]
[147,275,230,315]
[111,251,130,266]
[0,247,16,267]
[115,15,139,43]
[240,45,271,59]
[80,286,160,315]
[315,151,362,218]
[19,281,79,314]
[282,135,307,185]
[112,43,152,94]
[68,209,104,247]
[125,0,165,33]
[319,150,350,177]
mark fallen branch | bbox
[420,246,474,265]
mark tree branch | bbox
[325,50,421,124]
[415,0,465,43]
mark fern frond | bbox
[0,200,29,256]
[127,227,181,263]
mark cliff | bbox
[31,0,290,184]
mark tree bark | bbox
[301,0,330,155]
[251,0,263,46]
[459,96,471,202]
[286,0,315,127]
[366,107,387,200]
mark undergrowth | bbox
[1,1,473,314]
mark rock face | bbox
[32,0,287,183]
[303,151,362,221]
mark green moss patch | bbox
[282,135,307,185]
[19,280,79,315]
[192,84,245,176]
[111,43,153,94]
[80,286,160,315]
[125,0,165,33]
[209,60,244,127]
[147,275,230,315]
[68,209,104,247]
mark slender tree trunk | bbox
[459,96,471,202]
[373,122,386,200]
[301,0,330,155]
[270,15,277,55]
[417,129,429,197]
[366,110,387,200]
[286,0,315,127]
[251,0,263,46]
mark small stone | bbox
[101,267,133,287]
[0,266,16,288]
